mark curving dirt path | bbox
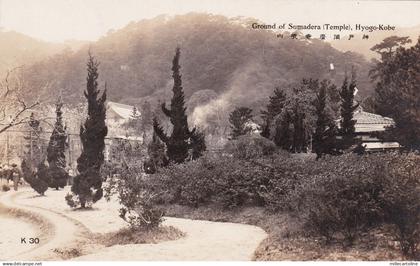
[75,217,267,261]
[0,189,93,260]
[0,187,267,261]
[0,216,39,260]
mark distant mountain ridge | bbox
[0,30,87,75]
[330,25,420,60]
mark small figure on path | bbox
[11,163,22,191]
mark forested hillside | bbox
[20,13,373,124]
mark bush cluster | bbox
[149,154,274,208]
[148,150,420,258]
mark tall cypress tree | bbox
[313,80,338,158]
[274,111,292,149]
[47,96,68,189]
[153,47,204,163]
[339,75,359,149]
[70,53,108,208]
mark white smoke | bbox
[190,59,267,130]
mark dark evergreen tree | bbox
[291,98,307,153]
[190,129,206,160]
[370,37,420,150]
[70,53,108,208]
[313,80,338,158]
[21,160,48,196]
[22,113,44,170]
[339,75,359,150]
[144,125,168,174]
[274,112,292,150]
[153,47,205,163]
[21,114,49,195]
[47,97,68,189]
[229,107,253,139]
[260,88,286,138]
[273,80,317,153]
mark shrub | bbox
[379,152,420,258]
[2,184,10,191]
[257,153,316,212]
[110,168,164,229]
[21,160,48,195]
[146,148,420,257]
[223,134,277,159]
[47,166,68,190]
[105,140,164,229]
[150,154,275,209]
[289,153,385,244]
[65,193,80,208]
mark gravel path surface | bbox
[0,187,267,261]
[0,216,39,260]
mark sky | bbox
[0,0,420,42]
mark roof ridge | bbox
[108,101,134,109]
[357,111,393,120]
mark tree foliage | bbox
[313,80,339,158]
[229,107,254,139]
[153,47,205,163]
[46,97,68,189]
[144,130,168,174]
[272,80,318,152]
[21,113,49,195]
[339,75,359,150]
[68,53,108,208]
[370,37,420,150]
[260,88,286,138]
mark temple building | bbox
[351,108,400,152]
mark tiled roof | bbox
[353,110,394,125]
[107,101,136,120]
[337,110,395,133]
[353,110,395,133]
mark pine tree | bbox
[153,47,204,163]
[313,80,338,158]
[47,97,68,189]
[339,75,359,150]
[70,53,108,208]
[370,37,420,150]
[229,107,253,139]
[261,88,286,138]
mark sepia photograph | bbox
[0,0,419,263]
